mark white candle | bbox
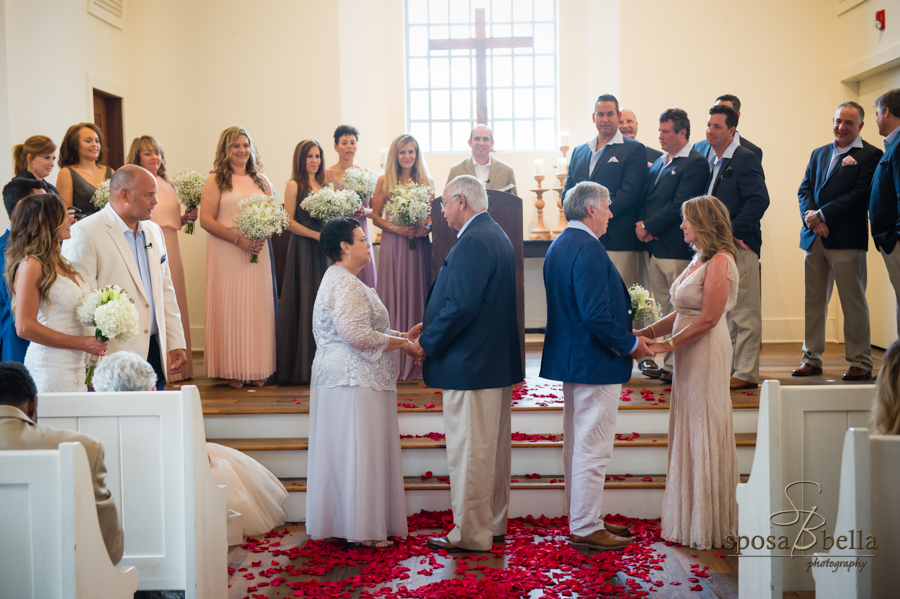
[534,158,544,177]
[381,147,389,166]
[559,131,569,148]
[557,156,568,175]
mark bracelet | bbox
[233,236,239,245]
[648,324,657,338]
[405,338,412,347]
[667,338,676,351]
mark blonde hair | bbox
[383,133,431,192]
[126,135,169,182]
[681,195,736,262]
[212,127,267,193]
[4,194,80,312]
[873,341,900,435]
[12,136,57,175]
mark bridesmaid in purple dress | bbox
[328,125,376,288]
[372,134,434,381]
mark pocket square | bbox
[647,162,653,168]
[608,156,619,163]
[721,166,733,179]
[669,169,677,175]
[842,155,858,166]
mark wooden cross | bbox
[429,8,534,125]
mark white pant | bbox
[562,382,621,537]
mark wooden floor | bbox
[202,342,869,598]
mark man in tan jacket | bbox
[446,124,518,196]
[0,361,124,564]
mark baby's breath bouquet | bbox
[339,168,377,203]
[90,180,111,210]
[76,284,141,386]
[233,194,289,263]
[384,182,433,249]
[300,184,362,223]
[171,169,206,234]
[629,284,662,325]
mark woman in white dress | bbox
[307,216,420,548]
[4,193,107,391]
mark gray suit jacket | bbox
[447,156,518,196]
[0,405,125,564]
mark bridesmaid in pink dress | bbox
[328,125,376,288]
[200,127,276,389]
[372,134,434,381]
[126,135,196,381]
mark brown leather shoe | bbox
[792,363,823,377]
[570,529,632,551]
[425,535,474,552]
[642,367,667,379]
[604,521,631,536]
[638,359,657,372]
[843,367,873,381]
[730,377,758,390]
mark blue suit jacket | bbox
[0,230,30,362]
[645,146,663,167]
[799,140,882,251]
[869,133,900,253]
[562,136,648,252]
[705,145,770,256]
[643,149,710,260]
[420,212,523,390]
[540,226,636,385]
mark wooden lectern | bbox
[430,189,526,368]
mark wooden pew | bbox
[0,442,138,598]
[812,428,900,599]
[37,385,228,599]
[735,380,875,598]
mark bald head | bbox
[619,109,638,138]
[109,164,158,228]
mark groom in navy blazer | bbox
[562,94,648,287]
[541,180,653,551]
[410,175,523,552]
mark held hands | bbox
[405,323,423,341]
[649,340,672,354]
[167,349,188,375]
[81,336,108,356]
[629,336,655,360]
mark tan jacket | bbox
[0,404,125,564]
[447,156,518,196]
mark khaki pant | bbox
[443,386,512,551]
[647,255,690,372]
[608,251,641,289]
[803,238,871,370]
[879,245,900,339]
[727,246,762,383]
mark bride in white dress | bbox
[4,193,107,391]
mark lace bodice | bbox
[311,266,396,390]
[671,254,739,317]
[36,275,90,334]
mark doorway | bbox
[92,88,124,169]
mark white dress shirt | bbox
[589,131,625,176]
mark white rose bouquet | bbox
[90,179,111,210]
[233,194,289,263]
[171,169,206,234]
[300,184,363,223]
[384,182,433,249]
[76,284,141,386]
[339,167,377,204]
[629,284,662,324]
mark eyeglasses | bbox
[440,194,464,209]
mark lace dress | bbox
[661,253,740,549]
[306,265,407,542]
[24,274,90,393]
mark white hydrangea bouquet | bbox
[233,194,289,263]
[171,169,206,234]
[300,183,362,223]
[76,284,141,386]
[384,182,433,249]
[629,284,662,326]
[339,167,377,203]
[90,179,111,210]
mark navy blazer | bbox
[0,230,30,362]
[562,136,648,252]
[540,226,636,385]
[420,212,523,390]
[645,146,663,167]
[694,133,763,163]
[799,140,882,251]
[705,146,770,256]
[643,149,710,261]
[869,132,900,253]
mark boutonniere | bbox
[721,166,733,179]
[842,155,858,166]
[607,156,619,163]
[669,169,677,175]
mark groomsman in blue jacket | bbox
[563,94,649,288]
[702,104,770,390]
[635,109,709,382]
[794,101,880,381]
[409,175,523,552]
[870,89,900,339]
[541,180,654,551]
[693,94,763,163]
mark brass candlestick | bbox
[529,176,551,240]
[551,172,568,238]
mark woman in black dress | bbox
[276,140,334,385]
[55,123,113,217]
